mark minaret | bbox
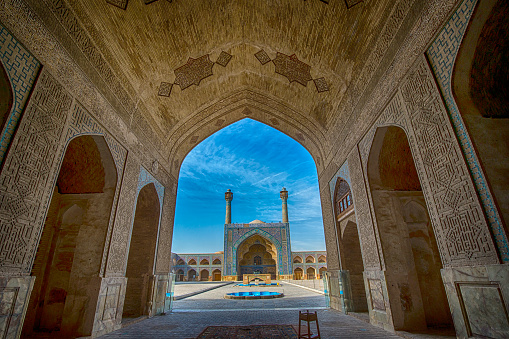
[225,189,233,224]
[280,187,289,223]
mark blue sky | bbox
[172,118,325,253]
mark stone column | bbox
[225,189,233,224]
[280,187,289,223]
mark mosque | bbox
[171,188,328,282]
[0,0,507,337]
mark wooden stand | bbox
[298,310,321,339]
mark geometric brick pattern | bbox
[106,0,127,9]
[174,55,215,90]
[215,51,232,67]
[273,53,313,86]
[0,65,129,275]
[0,24,40,166]
[0,71,72,274]
[344,0,362,9]
[105,153,140,276]
[357,57,498,268]
[400,57,498,266]
[346,150,381,269]
[256,51,328,93]
[159,52,233,98]
[426,0,509,263]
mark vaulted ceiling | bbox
[65,0,399,136]
[21,0,456,174]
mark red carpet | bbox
[196,324,298,338]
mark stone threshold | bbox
[282,280,325,295]
[174,281,235,300]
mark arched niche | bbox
[0,61,13,135]
[236,234,277,280]
[123,183,161,319]
[200,259,210,265]
[367,126,452,332]
[305,256,315,263]
[200,269,209,281]
[453,0,509,230]
[293,256,303,264]
[306,267,316,280]
[212,258,221,265]
[187,269,197,281]
[332,176,367,312]
[212,269,222,281]
[23,135,117,338]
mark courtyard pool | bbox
[225,291,284,299]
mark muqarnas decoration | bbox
[158,51,232,98]
[255,50,329,93]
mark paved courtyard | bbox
[102,283,401,338]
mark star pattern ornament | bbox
[273,53,313,86]
[173,55,214,90]
[158,52,233,98]
[256,50,329,92]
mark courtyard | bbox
[102,283,401,338]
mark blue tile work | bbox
[224,222,292,276]
[0,24,40,164]
[329,160,350,204]
[426,0,509,262]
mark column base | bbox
[441,264,509,338]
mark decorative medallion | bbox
[106,0,127,9]
[256,50,329,93]
[158,51,233,98]
[345,0,362,9]
[174,55,214,90]
[106,0,173,9]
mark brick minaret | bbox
[280,187,289,223]
[225,189,233,224]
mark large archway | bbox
[367,126,453,332]
[22,135,117,337]
[453,0,509,232]
[0,61,13,135]
[237,234,277,280]
[123,183,161,319]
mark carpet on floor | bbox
[196,324,298,339]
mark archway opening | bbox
[123,183,161,319]
[333,177,368,312]
[367,126,453,332]
[237,235,277,280]
[294,268,303,280]
[212,269,222,281]
[200,259,209,265]
[453,0,509,230]
[293,256,303,264]
[319,267,327,279]
[188,269,197,281]
[200,269,209,281]
[212,258,221,265]
[176,269,185,282]
[306,267,316,280]
[305,256,315,263]
[23,135,117,337]
[0,61,13,135]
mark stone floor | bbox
[102,283,401,338]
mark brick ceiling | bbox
[66,0,400,142]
